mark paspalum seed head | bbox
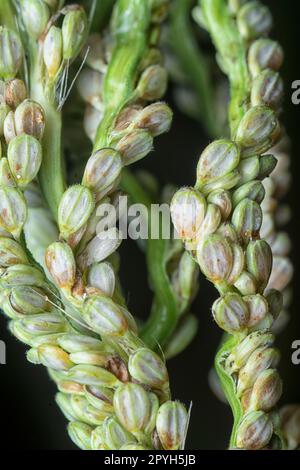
[156,401,188,450]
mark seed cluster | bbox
[171,0,287,450]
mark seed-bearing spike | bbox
[128,348,169,389]
[83,295,128,337]
[0,27,23,80]
[58,185,95,239]
[170,187,206,243]
[45,241,76,291]
[212,293,249,334]
[8,134,42,188]
[68,421,92,450]
[62,7,88,60]
[236,410,273,450]
[113,383,152,435]
[196,139,240,188]
[156,401,188,450]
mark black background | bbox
[0,0,300,450]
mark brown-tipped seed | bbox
[8,134,42,188]
[208,190,232,220]
[156,401,188,450]
[236,410,273,450]
[0,27,23,80]
[232,330,274,369]
[250,369,282,412]
[0,237,28,268]
[170,187,206,242]
[246,240,273,292]
[45,242,76,291]
[14,99,45,140]
[134,102,173,137]
[197,234,233,283]
[196,140,240,188]
[0,186,27,238]
[212,293,249,334]
[236,106,280,157]
[82,148,122,195]
[58,185,95,239]
[43,26,63,79]
[128,348,169,389]
[116,129,153,165]
[113,383,154,434]
[248,39,284,78]
[232,198,263,241]
[4,79,27,109]
[237,1,273,40]
[83,295,128,337]
[37,344,74,370]
[251,69,284,110]
[136,65,168,101]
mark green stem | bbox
[121,169,178,349]
[89,0,116,33]
[0,0,16,31]
[201,0,251,137]
[29,44,66,220]
[170,0,220,138]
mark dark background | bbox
[0,0,300,450]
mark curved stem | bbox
[170,0,220,138]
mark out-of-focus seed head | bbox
[0,186,27,238]
[4,79,27,109]
[232,181,265,207]
[87,262,116,297]
[45,241,76,291]
[176,251,199,301]
[212,293,249,334]
[62,7,88,60]
[207,190,232,220]
[77,68,104,109]
[68,421,92,450]
[248,39,284,78]
[243,294,269,328]
[82,148,122,195]
[232,330,274,369]
[58,185,95,239]
[237,347,280,396]
[229,0,248,14]
[251,69,284,110]
[196,140,240,188]
[14,99,45,141]
[43,26,63,79]
[0,237,28,268]
[113,383,153,434]
[232,198,263,241]
[265,289,283,320]
[128,348,169,389]
[156,401,188,450]
[83,33,106,72]
[237,1,273,40]
[83,295,128,337]
[170,187,206,243]
[100,416,136,450]
[136,65,168,101]
[258,154,277,180]
[246,240,273,292]
[115,129,153,166]
[250,369,282,412]
[21,0,50,39]
[279,405,300,450]
[0,27,23,80]
[236,410,273,449]
[36,344,74,370]
[197,234,233,283]
[268,256,293,292]
[84,105,103,142]
[0,103,10,136]
[3,110,17,143]
[8,134,42,188]
[134,102,173,137]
